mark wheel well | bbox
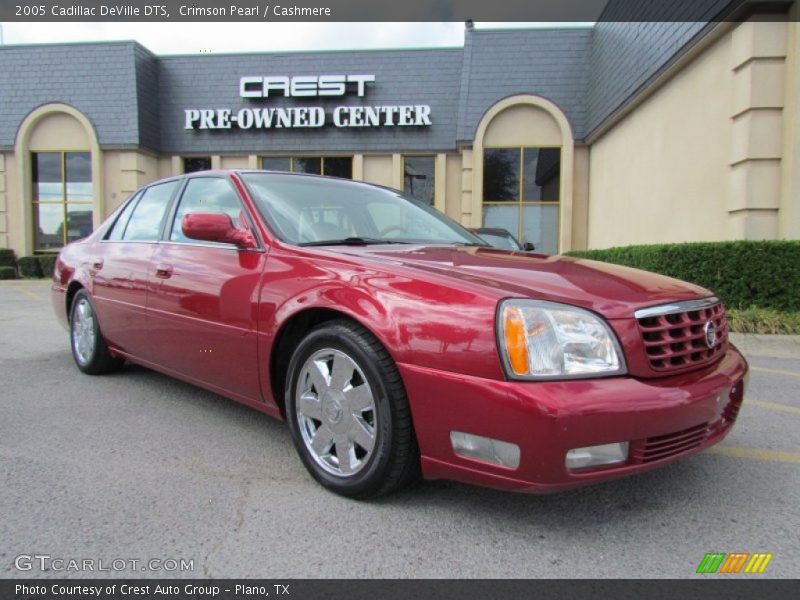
[65,282,83,322]
[270,308,358,417]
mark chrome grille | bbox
[635,297,728,373]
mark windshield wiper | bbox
[450,241,490,247]
[300,237,412,247]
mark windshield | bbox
[240,173,488,247]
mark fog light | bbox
[450,431,520,469]
[566,442,629,470]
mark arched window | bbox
[15,104,102,254]
[473,95,574,254]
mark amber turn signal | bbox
[503,306,529,376]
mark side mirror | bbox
[182,212,257,249]
[523,242,535,252]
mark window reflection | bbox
[183,157,212,173]
[32,152,93,250]
[482,146,561,254]
[262,157,291,172]
[123,181,179,242]
[294,157,322,175]
[170,178,244,243]
[261,156,353,179]
[403,156,435,206]
[483,149,519,201]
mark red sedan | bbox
[53,170,747,498]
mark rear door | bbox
[147,176,267,401]
[91,180,180,359]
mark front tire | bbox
[285,320,419,498]
[70,289,124,375]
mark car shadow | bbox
[112,362,742,533]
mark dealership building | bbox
[0,4,799,257]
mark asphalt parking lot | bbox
[1,280,798,579]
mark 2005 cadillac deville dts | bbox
[53,170,748,498]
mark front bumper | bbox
[399,345,748,493]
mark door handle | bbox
[155,263,173,279]
[92,258,104,270]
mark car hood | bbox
[331,245,713,319]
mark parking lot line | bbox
[705,446,800,464]
[750,366,800,379]
[746,399,800,416]
[10,285,45,301]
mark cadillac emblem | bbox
[704,321,717,349]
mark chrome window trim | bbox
[634,296,720,320]
[99,240,157,245]
[156,240,266,253]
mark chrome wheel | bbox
[295,348,377,477]
[71,296,96,366]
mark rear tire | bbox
[285,320,420,498]
[70,289,124,375]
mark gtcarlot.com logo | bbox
[696,552,773,574]
[14,554,194,573]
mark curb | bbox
[729,333,800,360]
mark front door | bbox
[146,176,266,401]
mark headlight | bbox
[497,299,626,380]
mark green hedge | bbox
[0,248,16,268]
[0,266,16,280]
[565,241,800,312]
[17,256,43,279]
[38,255,57,278]
[11,254,59,279]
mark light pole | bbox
[0,24,4,45]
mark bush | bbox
[17,256,43,279]
[565,241,800,312]
[38,254,57,278]
[0,266,15,280]
[727,307,800,335]
[0,248,16,268]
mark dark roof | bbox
[0,42,145,150]
[0,2,747,152]
[457,28,591,140]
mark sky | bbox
[0,22,592,54]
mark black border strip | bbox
[0,0,797,23]
[3,579,800,600]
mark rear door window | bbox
[122,180,180,241]
[106,191,141,241]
